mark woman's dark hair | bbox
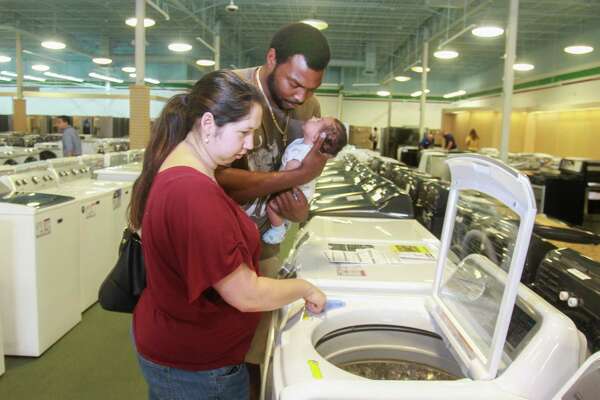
[128,70,262,230]
[270,23,331,71]
[469,128,479,140]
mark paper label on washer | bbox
[336,265,366,277]
[83,202,97,219]
[567,268,591,280]
[346,194,364,201]
[112,189,122,210]
[35,217,51,237]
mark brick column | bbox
[129,84,150,149]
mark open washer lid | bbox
[426,155,537,380]
[552,351,600,399]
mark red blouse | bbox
[133,166,261,371]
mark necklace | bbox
[255,66,290,146]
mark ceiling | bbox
[0,0,599,95]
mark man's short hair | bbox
[57,115,72,125]
[270,23,331,71]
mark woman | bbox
[465,128,480,151]
[129,70,326,400]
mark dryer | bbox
[0,146,40,164]
[0,191,81,356]
[34,142,63,160]
[269,155,585,400]
[1,164,114,312]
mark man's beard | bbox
[267,68,301,111]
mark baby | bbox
[263,116,347,244]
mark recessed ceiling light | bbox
[434,49,459,59]
[122,66,136,73]
[144,77,160,84]
[513,63,535,72]
[472,26,504,38]
[89,72,123,83]
[564,45,594,55]
[301,19,328,31]
[32,64,50,72]
[410,89,430,97]
[443,90,466,99]
[125,17,155,27]
[411,66,431,73]
[394,75,411,82]
[129,73,136,78]
[196,59,216,67]
[92,57,113,65]
[0,55,11,63]
[43,71,84,83]
[376,90,391,97]
[168,42,192,52]
[41,40,66,50]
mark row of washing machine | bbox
[265,154,599,400]
[0,149,143,360]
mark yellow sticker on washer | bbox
[307,359,323,379]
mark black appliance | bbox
[399,146,419,167]
[522,234,558,285]
[533,248,600,352]
[381,127,419,159]
[416,180,449,239]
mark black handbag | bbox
[98,228,146,313]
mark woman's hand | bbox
[304,284,327,314]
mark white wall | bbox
[316,94,445,129]
[450,77,600,111]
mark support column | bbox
[499,0,519,162]
[13,32,27,131]
[130,0,150,149]
[214,21,221,70]
[419,41,429,137]
[337,92,343,120]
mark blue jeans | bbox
[136,352,249,400]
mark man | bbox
[442,131,457,150]
[215,22,331,395]
[370,127,378,150]
[418,130,435,149]
[56,116,82,156]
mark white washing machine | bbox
[94,162,142,183]
[1,164,115,312]
[418,150,450,181]
[269,155,586,400]
[0,191,81,356]
[0,146,40,164]
[0,305,4,375]
[103,151,129,167]
[34,142,63,160]
[82,138,102,155]
[125,148,145,163]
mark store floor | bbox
[0,224,299,399]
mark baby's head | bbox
[303,116,347,156]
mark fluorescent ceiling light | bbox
[43,71,84,82]
[434,49,459,59]
[0,76,11,82]
[196,59,216,67]
[411,89,430,97]
[24,75,46,82]
[144,77,160,84]
[92,57,113,65]
[129,73,136,78]
[513,63,535,72]
[41,40,66,50]
[0,55,11,63]
[301,19,328,31]
[168,42,192,52]
[32,64,50,72]
[411,66,431,73]
[89,72,123,83]
[122,66,136,73]
[564,45,594,55]
[1,71,17,77]
[352,82,379,87]
[394,75,411,82]
[443,90,466,99]
[125,17,155,27]
[472,26,504,38]
[376,90,391,97]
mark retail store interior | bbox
[1,0,600,399]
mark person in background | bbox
[370,126,378,150]
[56,115,82,156]
[129,70,326,400]
[418,130,435,149]
[216,23,331,394]
[465,128,480,151]
[442,131,457,150]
